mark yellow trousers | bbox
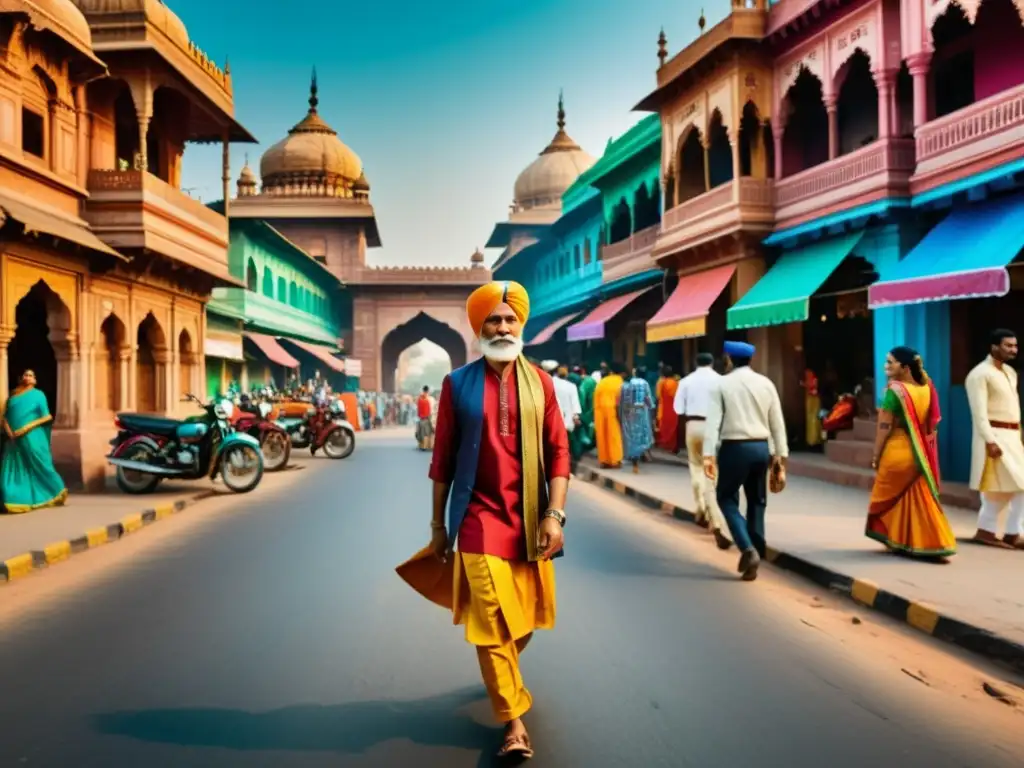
[453,552,556,722]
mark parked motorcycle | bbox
[108,394,264,494]
[233,395,291,472]
[309,401,356,459]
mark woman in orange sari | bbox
[866,346,956,560]
[656,366,680,452]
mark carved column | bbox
[50,332,80,429]
[730,130,741,202]
[825,95,839,159]
[773,127,784,180]
[907,52,932,128]
[152,348,171,414]
[701,136,711,192]
[222,127,231,218]
[875,69,898,139]
[118,346,131,411]
[74,85,88,187]
[0,325,14,406]
[129,75,154,172]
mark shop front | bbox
[728,230,880,443]
[869,191,1024,481]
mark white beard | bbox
[479,334,523,362]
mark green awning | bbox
[727,231,865,329]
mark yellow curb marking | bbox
[907,603,940,635]
[851,579,880,607]
[86,527,109,548]
[154,504,175,520]
[660,500,675,514]
[612,482,626,493]
[3,553,34,580]
[43,541,72,565]
[764,546,782,563]
[120,513,143,534]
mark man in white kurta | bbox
[674,352,731,550]
[542,361,582,435]
[965,330,1024,549]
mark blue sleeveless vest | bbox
[444,358,564,559]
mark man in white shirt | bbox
[704,340,789,581]
[965,329,1024,548]
[674,352,731,550]
[542,360,582,435]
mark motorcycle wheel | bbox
[220,444,263,493]
[260,430,291,472]
[322,427,355,459]
[115,443,162,494]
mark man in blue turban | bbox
[702,340,789,581]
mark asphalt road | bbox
[1,430,1022,767]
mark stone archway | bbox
[8,280,72,419]
[380,312,468,392]
[136,312,167,413]
[98,312,128,412]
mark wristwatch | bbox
[543,508,566,527]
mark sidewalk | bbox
[576,455,1024,670]
[0,477,214,581]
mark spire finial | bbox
[657,27,668,67]
[244,152,249,165]
[309,66,319,112]
[699,9,706,34]
[557,89,565,131]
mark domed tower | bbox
[236,154,258,197]
[470,247,485,269]
[512,92,595,214]
[259,70,364,197]
[352,169,370,202]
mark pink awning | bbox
[244,333,299,368]
[526,314,577,347]
[646,265,735,342]
[566,287,656,342]
[283,339,346,373]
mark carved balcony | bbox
[654,177,774,262]
[912,83,1024,198]
[774,138,916,231]
[600,224,659,285]
[84,169,230,281]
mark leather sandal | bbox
[497,733,534,759]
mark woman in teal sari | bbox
[1,370,68,514]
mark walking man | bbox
[543,361,582,467]
[398,280,570,759]
[415,385,434,450]
[703,341,788,581]
[674,352,731,550]
[965,329,1024,549]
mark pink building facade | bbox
[652,0,1024,484]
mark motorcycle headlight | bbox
[216,400,234,420]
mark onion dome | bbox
[259,69,363,197]
[236,155,257,197]
[512,91,595,212]
[470,247,485,267]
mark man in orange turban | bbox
[397,280,570,759]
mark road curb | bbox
[573,466,1024,674]
[1,490,215,585]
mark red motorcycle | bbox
[306,401,356,459]
[232,398,291,472]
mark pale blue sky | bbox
[174,0,731,268]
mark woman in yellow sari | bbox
[593,364,624,468]
[866,347,956,560]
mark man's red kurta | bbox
[429,361,571,561]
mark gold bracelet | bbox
[430,520,445,530]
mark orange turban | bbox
[466,281,530,337]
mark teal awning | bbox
[727,231,864,329]
[869,193,1024,308]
